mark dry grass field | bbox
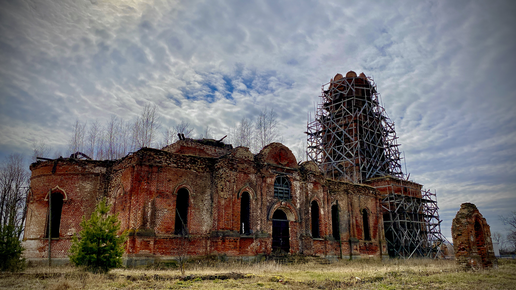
[1,258,515,289]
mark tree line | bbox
[32,105,285,161]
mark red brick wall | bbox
[23,142,387,261]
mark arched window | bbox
[274,176,291,200]
[240,192,251,234]
[362,209,371,241]
[174,188,189,235]
[45,192,64,238]
[331,204,340,240]
[311,201,320,238]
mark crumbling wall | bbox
[24,141,388,263]
[452,203,497,269]
[326,180,386,258]
[23,159,111,260]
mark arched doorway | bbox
[272,210,290,253]
[174,188,189,235]
[311,201,320,238]
[240,192,250,234]
[362,209,371,241]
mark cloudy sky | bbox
[1,0,515,241]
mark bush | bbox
[0,225,25,272]
[69,198,126,273]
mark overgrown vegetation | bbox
[0,154,28,272]
[69,198,126,273]
[1,258,515,289]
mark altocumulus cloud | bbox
[0,0,515,240]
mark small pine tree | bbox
[69,198,126,273]
[0,225,25,272]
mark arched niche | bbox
[268,201,298,222]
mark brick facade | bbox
[23,140,399,263]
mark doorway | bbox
[272,210,290,254]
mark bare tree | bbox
[492,232,505,251]
[501,211,516,251]
[174,121,194,141]
[52,149,63,159]
[119,121,132,157]
[200,125,211,139]
[159,128,174,148]
[96,129,106,160]
[255,108,281,150]
[0,154,29,238]
[105,116,121,160]
[234,117,254,149]
[31,139,51,162]
[132,104,160,149]
[295,142,306,163]
[68,120,87,154]
[85,120,102,159]
[0,154,28,271]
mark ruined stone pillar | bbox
[452,203,497,269]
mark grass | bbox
[1,258,515,289]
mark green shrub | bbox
[0,224,25,272]
[69,198,126,273]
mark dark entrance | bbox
[240,192,250,234]
[174,188,189,235]
[272,210,290,254]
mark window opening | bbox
[331,204,340,240]
[174,188,189,235]
[311,201,320,238]
[240,192,251,234]
[362,209,371,241]
[45,192,63,238]
[274,176,291,200]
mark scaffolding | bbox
[422,189,449,259]
[306,71,448,258]
[378,185,449,259]
[306,72,403,183]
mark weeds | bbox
[0,259,514,289]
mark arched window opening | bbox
[362,209,371,241]
[331,204,340,240]
[240,192,251,234]
[274,176,291,200]
[45,192,64,238]
[174,188,189,235]
[311,201,320,238]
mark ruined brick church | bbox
[23,71,431,265]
